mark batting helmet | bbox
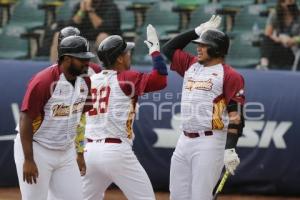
[58,26,80,45]
[97,35,135,67]
[192,29,230,57]
[58,35,95,59]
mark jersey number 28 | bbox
[88,86,111,116]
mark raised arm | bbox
[162,15,222,76]
[162,15,222,61]
[118,25,167,96]
[162,30,198,61]
[143,24,168,92]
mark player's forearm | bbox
[162,29,198,61]
[144,52,167,92]
[19,112,34,161]
[144,70,167,93]
[226,108,244,149]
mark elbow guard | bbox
[227,100,245,136]
[226,102,245,149]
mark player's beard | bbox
[198,60,204,65]
[68,64,83,76]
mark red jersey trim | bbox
[222,64,245,105]
[21,64,61,120]
[170,49,198,77]
[89,62,101,73]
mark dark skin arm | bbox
[19,112,39,184]
[76,153,86,176]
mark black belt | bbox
[87,138,122,143]
[183,131,213,138]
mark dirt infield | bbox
[0,187,300,200]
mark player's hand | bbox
[224,148,240,175]
[195,15,222,36]
[144,24,160,55]
[77,153,86,176]
[23,159,39,184]
[84,0,92,11]
[80,0,86,12]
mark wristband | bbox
[294,36,300,44]
[76,10,85,18]
[225,132,239,149]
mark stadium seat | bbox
[56,0,78,22]
[131,1,181,65]
[115,0,135,40]
[233,4,267,33]
[6,0,44,31]
[189,3,224,30]
[142,1,179,36]
[226,32,260,68]
[131,31,151,65]
[219,0,253,7]
[0,33,28,59]
[175,0,204,7]
[0,0,46,59]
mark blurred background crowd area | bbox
[1,0,300,70]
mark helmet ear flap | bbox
[207,46,214,57]
[97,50,112,67]
[207,45,220,57]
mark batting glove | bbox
[195,15,222,36]
[224,148,240,175]
[144,24,160,55]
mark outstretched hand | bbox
[195,15,222,36]
[144,24,160,55]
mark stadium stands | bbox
[0,0,44,59]
[0,0,275,69]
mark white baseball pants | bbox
[82,140,155,200]
[14,135,83,200]
[170,131,226,200]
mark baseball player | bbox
[55,26,102,177]
[81,24,167,200]
[162,15,245,200]
[14,35,95,200]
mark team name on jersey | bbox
[185,78,213,91]
[51,101,85,117]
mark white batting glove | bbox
[195,15,222,36]
[224,148,240,175]
[144,24,160,55]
